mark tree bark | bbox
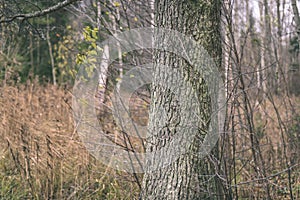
[291,0,300,41]
[141,0,224,199]
[259,1,268,96]
[274,0,282,93]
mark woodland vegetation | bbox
[0,0,299,199]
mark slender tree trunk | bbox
[46,15,56,85]
[29,32,34,79]
[109,0,123,92]
[141,0,224,199]
[37,25,40,76]
[259,2,267,96]
[291,0,300,41]
[274,0,282,93]
[97,44,109,105]
[223,0,232,99]
[222,2,236,198]
[233,0,240,56]
[96,2,110,106]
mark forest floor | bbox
[0,81,299,199]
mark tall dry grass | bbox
[0,80,139,199]
[221,92,300,199]
[0,79,299,199]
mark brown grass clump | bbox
[0,80,139,199]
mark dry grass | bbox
[0,80,139,199]
[222,93,300,199]
[0,79,299,199]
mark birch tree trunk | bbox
[223,0,232,99]
[141,0,224,199]
[109,0,123,92]
[96,2,109,106]
[259,1,268,96]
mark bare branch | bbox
[0,0,81,24]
